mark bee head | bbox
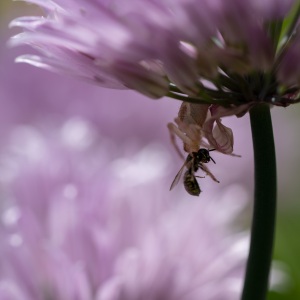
[197,148,216,164]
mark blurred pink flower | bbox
[9,0,300,108]
[0,123,248,300]
[0,37,179,145]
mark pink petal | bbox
[203,104,252,154]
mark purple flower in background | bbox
[0,123,248,300]
[9,0,300,108]
[0,34,179,145]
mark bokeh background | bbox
[1,1,300,299]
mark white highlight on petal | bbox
[111,143,170,186]
[215,184,249,222]
[10,125,46,161]
[0,280,27,299]
[2,206,21,227]
[61,118,96,150]
[9,16,47,29]
[230,234,249,258]
[179,41,197,59]
[15,55,55,71]
[96,277,122,300]
[9,234,23,247]
[62,183,78,199]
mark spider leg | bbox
[174,118,202,152]
[175,117,202,142]
[167,122,192,159]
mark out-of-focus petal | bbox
[0,122,248,300]
[11,0,299,99]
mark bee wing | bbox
[170,158,193,191]
[170,163,186,190]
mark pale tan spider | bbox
[167,102,219,185]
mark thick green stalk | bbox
[241,104,277,300]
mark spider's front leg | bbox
[167,122,186,160]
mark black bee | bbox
[170,148,217,196]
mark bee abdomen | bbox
[183,171,201,196]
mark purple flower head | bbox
[0,29,181,146]
[0,122,248,300]
[9,0,300,109]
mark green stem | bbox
[241,104,277,300]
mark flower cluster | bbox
[10,0,300,108]
[0,122,248,300]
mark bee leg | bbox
[199,163,220,183]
